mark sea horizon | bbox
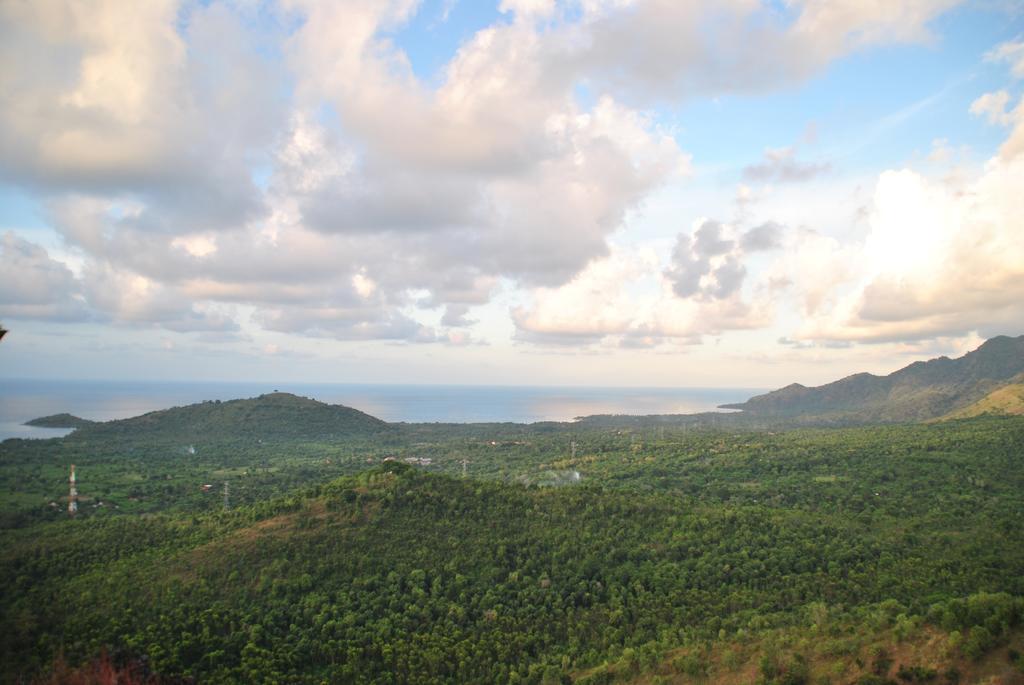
[0,378,765,441]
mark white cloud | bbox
[512,247,655,343]
[970,90,1024,162]
[0,0,980,353]
[985,39,1024,79]
[0,0,281,205]
[352,273,377,299]
[556,0,961,101]
[970,90,1013,126]
[513,230,775,346]
[795,157,1024,342]
[771,228,856,318]
[171,234,218,258]
[972,38,1024,163]
[499,0,556,20]
[81,263,240,333]
[0,0,186,179]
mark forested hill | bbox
[63,392,390,443]
[940,383,1024,420]
[3,451,1023,684]
[24,413,94,429]
[721,334,1024,423]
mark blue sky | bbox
[1,0,1023,387]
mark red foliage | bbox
[37,650,159,685]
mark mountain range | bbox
[722,334,1024,423]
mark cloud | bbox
[0,232,89,321]
[985,39,1024,79]
[512,248,651,343]
[0,0,971,350]
[0,0,282,228]
[558,0,961,101]
[499,0,556,20]
[14,5,681,348]
[741,222,785,251]
[770,228,855,318]
[970,90,1013,125]
[743,146,831,183]
[665,220,750,299]
[283,1,691,285]
[970,89,1024,162]
[971,39,1024,163]
[80,263,241,333]
[441,304,475,327]
[513,237,773,347]
[255,305,437,342]
[794,157,1024,343]
[0,231,238,333]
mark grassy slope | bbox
[584,621,1024,684]
[941,384,1024,420]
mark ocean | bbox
[0,379,763,441]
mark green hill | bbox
[4,433,1024,683]
[24,413,94,429]
[940,383,1024,420]
[69,392,389,443]
[721,335,1024,423]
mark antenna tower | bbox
[461,458,468,478]
[68,464,78,516]
[223,481,229,510]
[570,440,577,460]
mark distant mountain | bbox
[64,392,389,442]
[721,335,1024,423]
[24,413,94,429]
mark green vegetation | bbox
[583,600,1024,685]
[24,413,94,429]
[74,391,390,443]
[2,388,1024,682]
[940,383,1024,420]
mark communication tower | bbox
[223,481,230,510]
[570,440,577,460]
[68,464,78,516]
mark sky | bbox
[1,0,1023,388]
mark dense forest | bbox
[2,396,1023,683]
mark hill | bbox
[24,413,94,429]
[66,392,390,443]
[940,383,1024,420]
[3,453,1023,683]
[721,335,1024,423]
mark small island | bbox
[24,413,95,429]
